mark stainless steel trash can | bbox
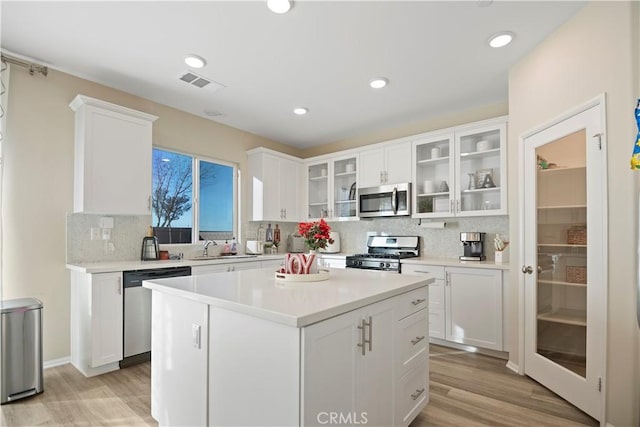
[1,298,43,404]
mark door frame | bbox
[517,94,608,422]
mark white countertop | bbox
[402,256,509,270]
[66,254,284,274]
[142,267,432,328]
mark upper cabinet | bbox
[358,140,412,187]
[247,148,303,222]
[70,95,157,215]
[306,153,358,221]
[413,117,507,218]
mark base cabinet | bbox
[403,264,504,351]
[70,271,123,377]
[149,285,429,426]
[302,296,396,426]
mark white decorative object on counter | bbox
[274,269,329,283]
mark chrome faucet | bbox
[203,240,216,257]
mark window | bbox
[152,148,236,244]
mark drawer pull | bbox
[411,336,425,346]
[413,270,432,274]
[411,388,426,401]
[411,298,426,306]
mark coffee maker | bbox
[460,232,486,261]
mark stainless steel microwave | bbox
[358,183,411,218]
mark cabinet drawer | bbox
[402,265,445,279]
[395,361,428,427]
[395,287,428,321]
[396,309,428,377]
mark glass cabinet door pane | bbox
[414,137,452,215]
[308,162,328,219]
[458,128,501,213]
[333,157,357,218]
[535,129,587,377]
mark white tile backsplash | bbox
[67,213,508,263]
[326,216,509,260]
[67,213,151,263]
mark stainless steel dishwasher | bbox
[120,266,191,368]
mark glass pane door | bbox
[457,127,502,213]
[308,162,328,219]
[333,157,357,219]
[414,136,452,216]
[535,129,587,377]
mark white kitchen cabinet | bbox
[358,140,412,187]
[403,264,504,351]
[70,271,123,377]
[151,290,209,426]
[303,286,428,427]
[445,267,502,350]
[247,147,303,222]
[402,264,445,339]
[191,260,262,275]
[260,258,285,270]
[306,153,358,220]
[69,95,157,215]
[412,117,507,218]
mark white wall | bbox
[508,2,639,425]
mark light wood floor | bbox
[1,345,597,426]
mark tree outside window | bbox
[152,148,235,244]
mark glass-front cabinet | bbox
[306,154,358,221]
[412,117,507,218]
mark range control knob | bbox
[379,262,386,269]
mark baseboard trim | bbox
[44,357,70,369]
[429,338,509,360]
[505,360,520,374]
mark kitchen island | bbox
[143,267,432,427]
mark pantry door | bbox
[521,99,606,421]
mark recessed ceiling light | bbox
[184,54,206,68]
[293,107,308,115]
[369,77,389,89]
[267,0,291,14]
[488,32,515,48]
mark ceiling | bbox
[1,1,585,149]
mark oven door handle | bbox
[391,187,398,214]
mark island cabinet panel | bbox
[208,308,300,427]
[150,291,209,427]
[302,287,428,427]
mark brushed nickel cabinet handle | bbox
[357,318,366,356]
[411,298,426,306]
[411,336,425,346]
[411,388,426,400]
[366,316,372,352]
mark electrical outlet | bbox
[90,228,101,240]
[101,228,111,240]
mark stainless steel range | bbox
[346,235,420,273]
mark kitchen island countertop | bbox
[143,267,432,327]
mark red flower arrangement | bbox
[297,219,334,251]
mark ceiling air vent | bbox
[178,71,225,92]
